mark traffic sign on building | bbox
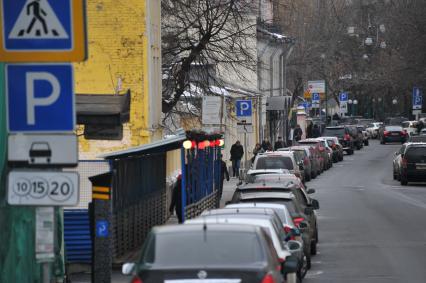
[339,92,348,102]
[6,64,75,133]
[308,80,325,99]
[0,0,87,62]
[235,99,253,124]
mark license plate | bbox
[416,164,426,170]
[391,133,399,136]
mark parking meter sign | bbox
[236,100,252,117]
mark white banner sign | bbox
[202,96,222,125]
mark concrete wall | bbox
[74,0,162,159]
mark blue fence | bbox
[64,210,92,263]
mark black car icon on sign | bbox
[29,142,52,163]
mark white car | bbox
[401,121,418,136]
[252,152,304,182]
[366,122,383,139]
[186,216,300,283]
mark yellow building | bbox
[75,0,162,159]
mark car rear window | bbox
[240,198,297,215]
[386,126,403,131]
[405,147,426,162]
[147,231,264,266]
[323,128,345,136]
[255,156,294,170]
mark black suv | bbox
[322,126,354,155]
[400,143,426,185]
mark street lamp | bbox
[348,99,353,116]
[392,98,397,114]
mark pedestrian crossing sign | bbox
[0,0,87,62]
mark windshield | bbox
[405,147,426,162]
[323,128,345,136]
[255,156,294,170]
[143,231,264,267]
[385,126,403,131]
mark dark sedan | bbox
[122,224,296,283]
[379,125,408,144]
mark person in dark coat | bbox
[252,143,264,163]
[306,122,313,138]
[312,124,321,138]
[169,174,183,223]
[230,141,244,177]
[294,124,303,142]
[274,137,285,151]
[218,154,230,199]
[261,139,272,151]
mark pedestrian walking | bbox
[294,124,303,142]
[218,154,229,200]
[230,141,244,177]
[252,143,264,163]
[169,174,183,223]
[312,124,321,138]
[274,137,285,151]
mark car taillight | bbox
[293,217,305,226]
[402,158,408,168]
[383,131,389,136]
[262,274,277,283]
[131,276,143,283]
[344,134,350,141]
[401,131,407,136]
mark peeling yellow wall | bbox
[74,0,159,159]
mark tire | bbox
[347,149,354,155]
[393,171,397,180]
[305,173,311,182]
[400,176,408,186]
[310,240,317,255]
[365,140,369,146]
[356,143,362,150]
[338,155,344,161]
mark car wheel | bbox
[356,143,362,150]
[393,171,397,180]
[365,140,369,146]
[310,240,317,255]
[400,176,408,186]
[339,155,344,161]
[347,149,354,155]
[305,174,311,182]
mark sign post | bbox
[339,92,348,117]
[1,1,86,281]
[236,100,252,169]
[412,87,423,120]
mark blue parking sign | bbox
[339,92,348,102]
[312,93,320,102]
[413,87,422,110]
[6,64,75,133]
[96,220,109,238]
[236,100,252,117]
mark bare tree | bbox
[161,0,257,114]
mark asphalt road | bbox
[304,140,426,283]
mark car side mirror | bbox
[304,207,314,215]
[310,199,320,210]
[306,188,315,194]
[282,255,298,274]
[122,263,135,275]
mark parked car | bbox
[409,135,426,142]
[384,116,408,126]
[366,122,382,139]
[252,152,305,183]
[356,125,370,146]
[296,145,321,177]
[347,125,364,150]
[401,121,418,137]
[314,138,335,166]
[379,125,408,144]
[278,147,313,181]
[322,126,355,155]
[229,190,319,257]
[297,139,329,170]
[399,143,426,185]
[393,143,409,181]
[187,214,303,282]
[321,136,344,162]
[122,224,293,283]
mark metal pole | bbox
[244,128,248,169]
[180,148,186,222]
